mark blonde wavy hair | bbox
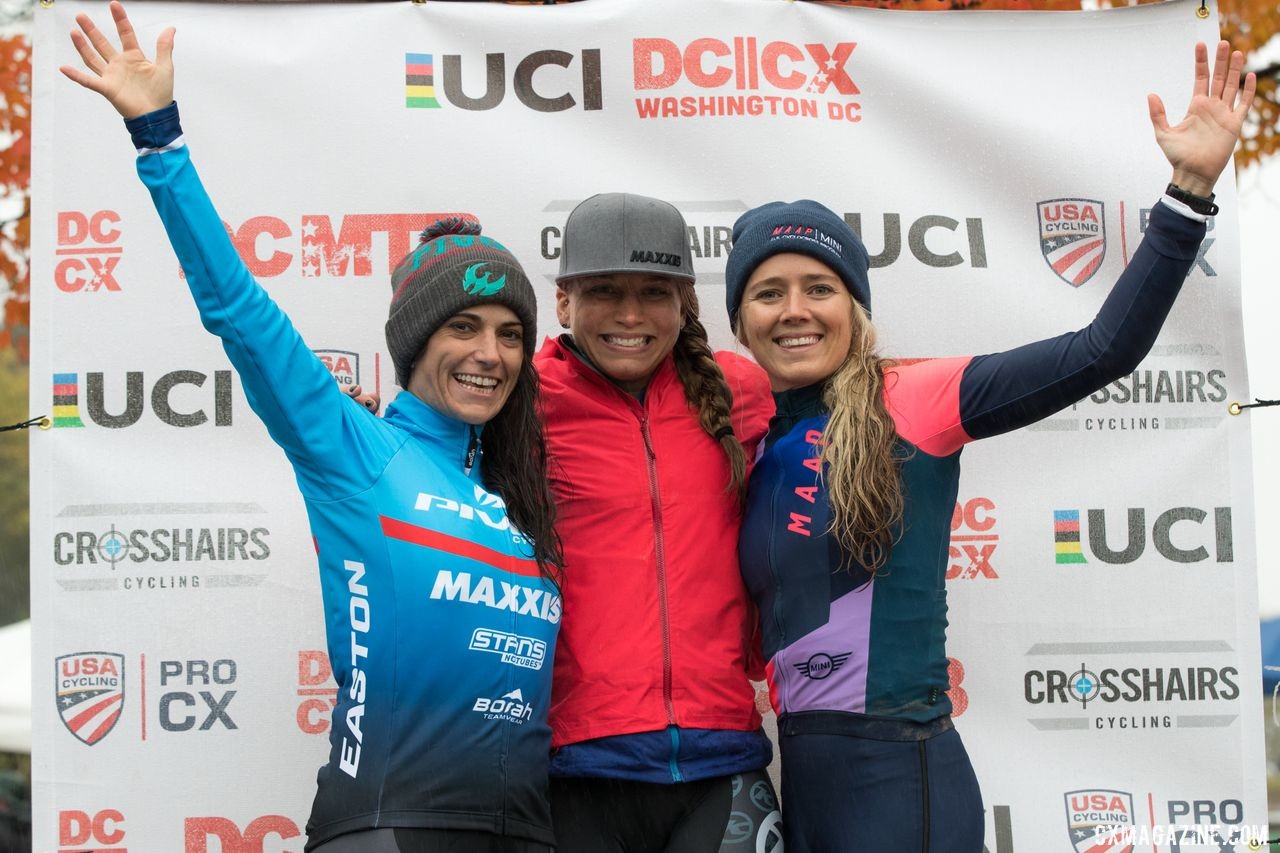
[820,302,907,573]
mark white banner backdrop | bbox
[30,0,1264,850]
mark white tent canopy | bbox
[0,620,30,754]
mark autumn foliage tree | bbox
[0,31,28,363]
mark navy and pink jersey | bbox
[738,200,1206,723]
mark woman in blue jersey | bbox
[722,42,1254,853]
[63,5,562,852]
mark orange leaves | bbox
[0,32,29,363]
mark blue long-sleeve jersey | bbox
[126,103,559,848]
[740,200,1205,724]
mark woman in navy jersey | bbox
[722,41,1254,853]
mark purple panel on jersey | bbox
[771,583,873,715]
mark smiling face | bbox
[737,252,855,392]
[408,303,525,425]
[556,273,684,394]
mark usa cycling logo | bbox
[1037,198,1105,287]
[314,350,360,388]
[1065,789,1135,853]
[56,652,125,745]
[794,652,851,680]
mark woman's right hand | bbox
[60,0,175,119]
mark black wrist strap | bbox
[1165,182,1219,216]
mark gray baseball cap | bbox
[557,193,695,283]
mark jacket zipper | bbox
[640,414,676,729]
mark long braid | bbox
[669,283,749,501]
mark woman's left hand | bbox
[1148,40,1256,196]
[60,1,175,119]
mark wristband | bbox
[1165,182,1219,217]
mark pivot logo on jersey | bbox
[296,650,337,734]
[463,262,506,296]
[56,652,124,746]
[948,497,998,580]
[1038,199,1105,287]
[184,816,301,853]
[314,349,361,387]
[413,487,529,546]
[58,809,127,853]
[404,48,602,112]
[634,37,861,123]
[794,652,850,680]
[470,628,547,670]
[1065,790,1134,853]
[50,370,233,428]
[56,211,123,293]
[474,688,534,724]
[1051,507,1233,565]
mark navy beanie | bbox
[725,200,871,330]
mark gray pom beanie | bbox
[724,200,871,331]
[386,218,537,389]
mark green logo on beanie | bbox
[463,262,507,296]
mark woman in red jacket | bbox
[537,193,781,853]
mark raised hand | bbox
[59,1,175,119]
[1148,40,1256,196]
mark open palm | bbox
[1148,41,1256,196]
[60,1,175,119]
